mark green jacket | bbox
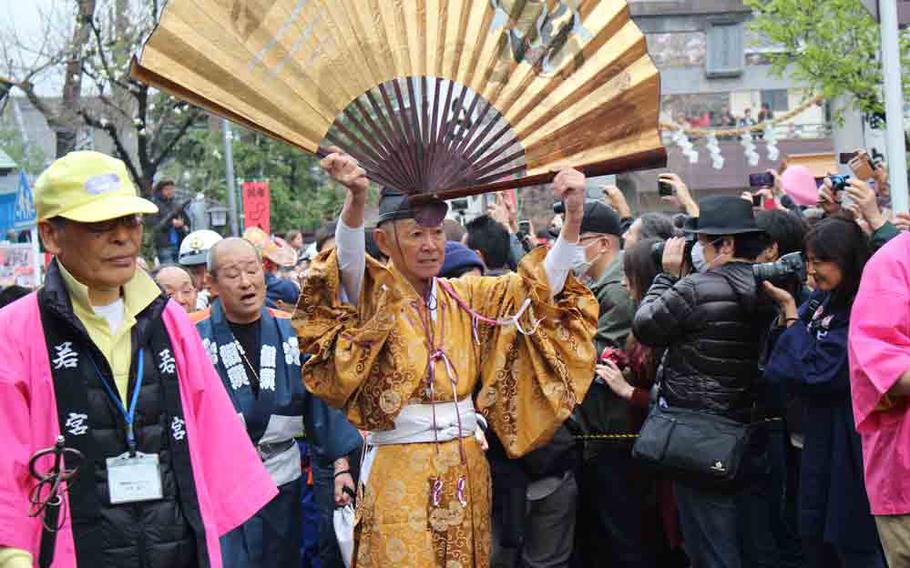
[590,255,635,353]
[871,221,901,253]
[574,255,637,450]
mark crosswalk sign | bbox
[13,171,35,228]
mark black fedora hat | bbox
[685,196,763,235]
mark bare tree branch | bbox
[79,107,141,183]
[152,107,203,167]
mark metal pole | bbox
[879,0,908,213]
[222,119,240,236]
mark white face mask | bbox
[690,241,708,273]
[571,241,602,280]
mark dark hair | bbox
[755,210,808,257]
[636,213,678,241]
[315,221,337,253]
[465,215,511,270]
[443,218,466,242]
[732,231,771,261]
[623,238,661,302]
[285,229,302,243]
[154,180,175,194]
[805,216,870,309]
[0,285,31,309]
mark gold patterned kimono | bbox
[293,246,596,567]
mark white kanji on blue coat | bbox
[260,368,276,392]
[220,342,242,369]
[202,338,218,365]
[283,337,300,367]
[227,365,249,391]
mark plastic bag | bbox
[333,504,355,567]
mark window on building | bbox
[761,89,789,112]
[706,22,744,78]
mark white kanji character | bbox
[283,337,300,367]
[203,338,218,365]
[261,345,276,370]
[65,412,89,436]
[227,365,249,391]
[158,348,176,375]
[259,368,276,392]
[220,343,241,369]
[52,342,79,370]
[171,416,186,441]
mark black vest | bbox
[38,263,209,568]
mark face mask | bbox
[571,241,603,279]
[690,241,708,273]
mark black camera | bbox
[553,201,565,215]
[828,174,851,192]
[753,251,806,287]
[651,236,696,270]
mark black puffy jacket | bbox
[632,262,770,420]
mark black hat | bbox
[686,196,763,235]
[580,201,623,237]
[377,188,448,227]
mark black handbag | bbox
[631,403,750,488]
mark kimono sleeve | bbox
[165,306,277,536]
[293,249,402,428]
[452,247,598,458]
[849,242,910,430]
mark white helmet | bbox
[179,230,223,266]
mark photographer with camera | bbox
[763,216,884,567]
[631,196,774,567]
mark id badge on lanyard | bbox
[106,451,163,504]
[91,349,164,504]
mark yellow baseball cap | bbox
[35,151,159,222]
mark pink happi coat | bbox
[849,232,910,516]
[0,294,278,566]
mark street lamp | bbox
[208,206,228,228]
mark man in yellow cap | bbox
[0,151,276,568]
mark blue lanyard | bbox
[90,349,144,456]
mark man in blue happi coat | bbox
[192,237,361,567]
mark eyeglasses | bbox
[81,215,144,234]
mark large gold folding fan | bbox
[133,0,666,199]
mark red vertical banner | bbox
[241,180,271,234]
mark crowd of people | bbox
[1,146,910,568]
[673,103,774,130]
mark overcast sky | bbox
[1,0,70,95]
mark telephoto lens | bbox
[752,251,806,286]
